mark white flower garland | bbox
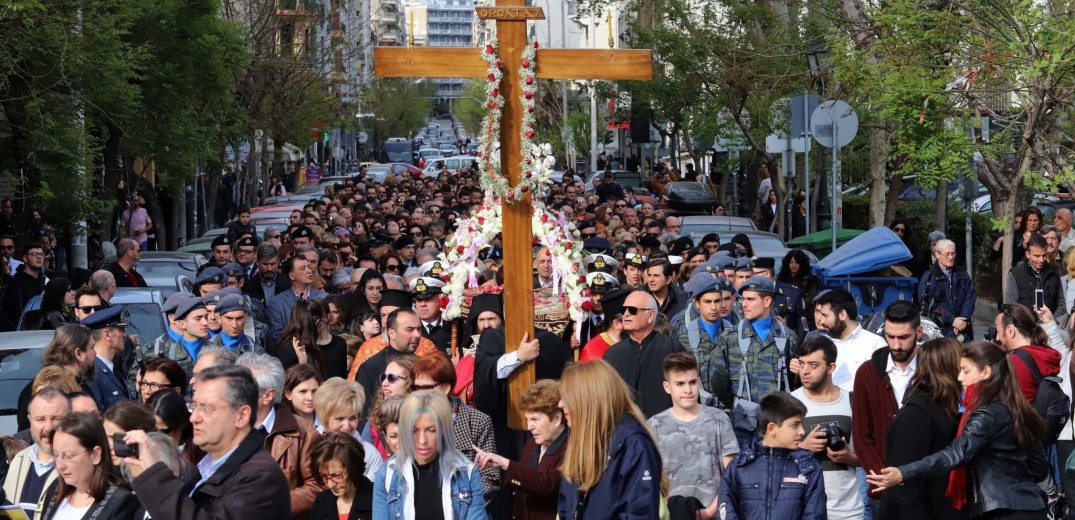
[439,40,589,333]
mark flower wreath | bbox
[476,39,551,202]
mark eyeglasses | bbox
[322,471,347,484]
[188,402,232,416]
[0,245,13,251]
[615,204,627,208]
[937,252,957,258]
[581,232,597,239]
[26,252,44,258]
[77,305,107,314]
[622,305,654,315]
[412,383,439,391]
[270,233,282,239]
[237,248,256,255]
[139,381,175,393]
[381,373,406,384]
[56,450,88,462]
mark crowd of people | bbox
[0,160,1073,520]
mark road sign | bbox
[358,132,368,144]
[810,100,859,149]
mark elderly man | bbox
[918,239,977,340]
[190,345,239,391]
[603,290,686,418]
[1057,208,1075,254]
[3,387,68,509]
[127,365,291,520]
[533,247,554,289]
[236,353,322,518]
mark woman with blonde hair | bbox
[372,390,487,520]
[313,377,384,482]
[557,360,663,519]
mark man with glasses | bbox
[2,243,47,324]
[234,236,259,279]
[127,365,291,520]
[411,276,451,354]
[83,305,133,410]
[73,286,106,322]
[918,239,976,340]
[603,290,686,418]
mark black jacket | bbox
[880,393,964,520]
[899,399,1050,518]
[105,261,147,288]
[41,482,139,520]
[308,478,373,520]
[1,268,45,324]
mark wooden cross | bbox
[374,0,652,429]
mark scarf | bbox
[219,331,244,351]
[180,336,205,360]
[945,384,979,510]
[699,318,721,342]
[752,316,774,343]
[369,422,389,461]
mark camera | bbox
[112,433,138,458]
[817,422,846,452]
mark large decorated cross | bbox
[374,0,651,428]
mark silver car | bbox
[0,330,63,435]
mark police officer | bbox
[207,235,234,268]
[291,225,316,248]
[622,253,647,289]
[222,263,268,325]
[206,293,271,355]
[82,305,133,410]
[234,236,259,279]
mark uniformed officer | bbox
[194,266,226,297]
[207,235,234,268]
[128,296,209,397]
[82,305,133,410]
[584,253,619,275]
[581,271,619,343]
[419,259,449,280]
[291,225,316,248]
[703,276,800,443]
[622,253,647,289]
[206,293,271,355]
[221,263,269,324]
[234,236,259,279]
[411,275,451,354]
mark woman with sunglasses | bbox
[309,433,374,520]
[379,253,404,276]
[278,300,348,380]
[360,355,416,461]
[39,413,139,520]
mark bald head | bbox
[90,270,116,301]
[1057,208,1072,234]
[621,290,658,337]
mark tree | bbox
[455,80,486,138]
[360,78,436,151]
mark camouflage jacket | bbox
[701,318,799,410]
[128,331,202,399]
[206,319,271,356]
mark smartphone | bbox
[112,433,138,458]
[1035,288,1045,309]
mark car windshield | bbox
[138,260,200,279]
[0,348,43,411]
[682,221,755,236]
[122,303,166,342]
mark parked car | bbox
[17,288,168,345]
[583,171,658,204]
[548,171,584,184]
[0,330,59,435]
[135,252,207,295]
[690,230,818,275]
[678,216,757,238]
[662,182,717,212]
[423,155,478,178]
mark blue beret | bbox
[740,276,777,295]
[196,267,225,286]
[221,263,245,279]
[175,297,206,319]
[684,272,720,298]
[162,292,195,314]
[80,305,128,329]
[215,294,247,315]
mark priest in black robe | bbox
[603,290,686,418]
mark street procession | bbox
[2,0,1074,518]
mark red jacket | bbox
[1011,344,1062,402]
[851,347,900,498]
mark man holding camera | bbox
[792,335,863,520]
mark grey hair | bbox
[935,239,956,252]
[1041,225,1059,237]
[116,239,139,258]
[236,353,285,405]
[331,269,354,287]
[197,345,238,367]
[90,270,115,292]
[397,391,470,483]
[384,274,405,290]
[121,432,183,483]
[256,243,278,262]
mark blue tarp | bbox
[814,226,913,277]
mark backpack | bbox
[1012,348,1070,443]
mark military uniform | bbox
[129,331,197,398]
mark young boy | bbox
[649,352,739,519]
[718,392,827,520]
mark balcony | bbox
[276,0,317,20]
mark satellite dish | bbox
[810,100,859,149]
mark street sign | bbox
[810,100,858,149]
[791,94,820,137]
[790,137,808,153]
[765,134,787,153]
[358,132,368,144]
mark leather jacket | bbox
[899,400,1049,518]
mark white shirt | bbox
[496,352,524,379]
[886,353,918,407]
[1061,227,1075,254]
[52,498,91,520]
[258,406,277,434]
[829,324,887,393]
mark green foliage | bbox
[566,112,593,159]
[455,80,486,138]
[360,79,436,144]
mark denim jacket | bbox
[372,456,488,520]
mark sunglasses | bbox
[380,373,406,384]
[622,305,654,315]
[77,305,108,314]
[615,204,626,208]
[385,264,401,272]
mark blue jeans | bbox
[857,466,873,520]
[139,240,148,251]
